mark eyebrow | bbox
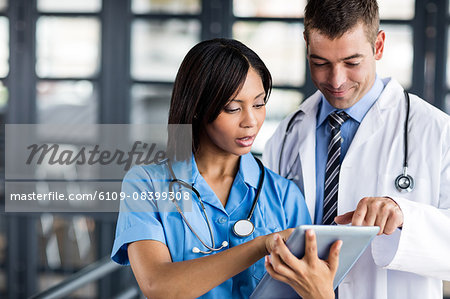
[231,91,266,102]
[309,53,364,61]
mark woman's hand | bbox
[265,229,342,299]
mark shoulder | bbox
[262,165,302,196]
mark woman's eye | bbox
[346,62,360,66]
[254,103,265,109]
[224,107,240,113]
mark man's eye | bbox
[313,62,327,66]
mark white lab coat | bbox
[263,78,450,299]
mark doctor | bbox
[264,0,450,298]
[111,38,341,299]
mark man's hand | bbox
[334,197,403,235]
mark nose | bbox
[328,65,346,89]
[241,108,258,128]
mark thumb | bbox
[327,240,342,273]
[334,211,354,224]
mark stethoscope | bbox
[279,90,414,193]
[161,156,265,254]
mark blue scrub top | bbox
[111,152,311,299]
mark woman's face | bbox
[202,67,266,157]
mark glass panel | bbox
[446,27,450,88]
[38,215,98,296]
[36,81,98,124]
[0,80,7,109]
[446,94,450,114]
[379,0,415,20]
[0,0,6,11]
[0,17,9,77]
[253,89,303,154]
[233,0,306,18]
[233,22,305,86]
[37,0,101,12]
[131,84,172,124]
[132,0,200,14]
[36,17,101,78]
[377,25,413,88]
[131,19,200,81]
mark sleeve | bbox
[371,124,450,280]
[111,166,167,266]
[282,179,312,228]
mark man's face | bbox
[306,22,385,109]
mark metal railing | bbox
[29,256,134,299]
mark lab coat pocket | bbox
[377,174,434,205]
[251,225,279,281]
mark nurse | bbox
[111,38,341,299]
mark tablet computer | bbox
[250,225,379,299]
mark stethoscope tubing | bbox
[163,155,265,253]
[279,89,413,192]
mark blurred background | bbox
[0,0,449,298]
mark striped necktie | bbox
[322,111,350,225]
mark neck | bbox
[195,149,240,179]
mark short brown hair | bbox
[304,0,379,45]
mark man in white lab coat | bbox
[263,0,450,298]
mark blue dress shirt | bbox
[314,76,385,224]
[111,152,311,299]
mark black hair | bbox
[166,38,272,161]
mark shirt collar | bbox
[190,152,260,189]
[317,75,385,127]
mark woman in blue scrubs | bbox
[111,39,340,299]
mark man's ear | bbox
[374,30,385,60]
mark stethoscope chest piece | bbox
[395,172,414,193]
[233,219,255,237]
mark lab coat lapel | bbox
[344,79,399,161]
[296,94,321,222]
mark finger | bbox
[265,256,291,284]
[383,211,401,235]
[304,229,318,264]
[364,203,378,226]
[269,235,294,277]
[374,209,389,235]
[352,199,369,226]
[327,240,342,274]
[273,232,302,270]
[334,211,354,224]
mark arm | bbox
[265,230,342,299]
[335,127,450,280]
[128,229,294,299]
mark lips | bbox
[326,88,348,97]
[235,135,255,147]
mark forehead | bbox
[307,23,373,58]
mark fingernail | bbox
[273,234,279,241]
[265,255,269,263]
[307,229,314,237]
[337,240,343,250]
